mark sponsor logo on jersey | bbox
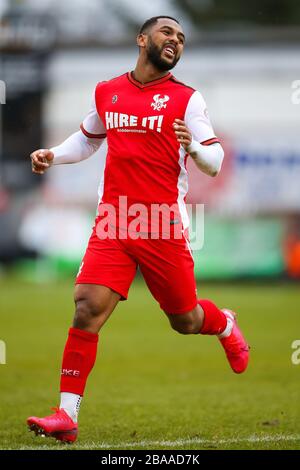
[105,112,164,133]
[151,94,169,111]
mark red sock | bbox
[60,327,98,396]
[198,299,227,335]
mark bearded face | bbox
[145,35,181,71]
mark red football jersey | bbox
[81,72,219,230]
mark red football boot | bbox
[218,309,250,374]
[27,407,78,443]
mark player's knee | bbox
[73,295,106,329]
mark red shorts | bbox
[76,218,198,314]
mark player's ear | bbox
[137,33,147,48]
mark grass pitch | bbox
[0,276,300,450]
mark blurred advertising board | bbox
[187,138,300,215]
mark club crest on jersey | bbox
[151,94,169,111]
[112,95,118,104]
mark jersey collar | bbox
[127,71,172,89]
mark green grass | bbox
[0,276,300,450]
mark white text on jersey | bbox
[105,112,164,133]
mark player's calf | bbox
[165,306,204,334]
[166,299,249,373]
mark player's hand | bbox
[173,119,192,152]
[30,149,54,175]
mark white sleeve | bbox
[80,91,107,138]
[51,131,104,165]
[51,90,106,165]
[184,90,219,145]
[185,90,224,176]
[186,140,224,177]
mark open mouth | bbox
[162,44,176,59]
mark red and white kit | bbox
[53,72,221,313]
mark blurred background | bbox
[1,0,300,451]
[1,0,300,282]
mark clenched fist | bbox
[173,118,192,152]
[30,149,54,175]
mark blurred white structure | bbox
[3,0,188,44]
